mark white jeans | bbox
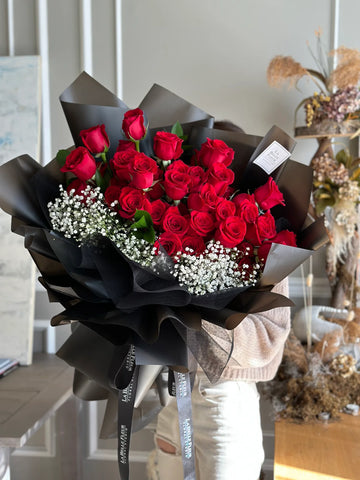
[151,371,264,480]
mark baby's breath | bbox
[48,187,261,295]
[48,185,153,265]
[171,240,260,295]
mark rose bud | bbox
[104,185,122,209]
[182,235,206,255]
[198,138,234,168]
[272,229,297,247]
[153,131,183,161]
[163,169,191,201]
[66,178,89,200]
[122,108,147,141]
[254,177,285,210]
[206,162,235,196]
[162,210,189,237]
[80,124,110,154]
[257,211,276,241]
[116,140,137,152]
[150,199,169,226]
[257,241,272,264]
[233,193,259,223]
[215,216,247,248]
[188,184,219,213]
[215,198,236,223]
[188,165,206,193]
[190,210,215,237]
[60,146,96,181]
[167,159,189,173]
[244,222,262,246]
[155,231,182,257]
[118,186,152,219]
[111,150,135,184]
[130,152,159,189]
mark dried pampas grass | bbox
[329,47,360,89]
[267,55,308,88]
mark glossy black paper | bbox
[0,74,329,477]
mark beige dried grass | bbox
[267,55,308,88]
[329,46,360,89]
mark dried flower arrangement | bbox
[267,31,360,136]
[264,32,360,423]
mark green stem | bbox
[134,140,140,152]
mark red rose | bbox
[111,150,135,183]
[237,241,254,258]
[104,185,122,209]
[257,242,272,264]
[233,193,259,223]
[80,124,109,154]
[257,211,276,241]
[163,169,191,200]
[238,255,256,282]
[188,165,206,193]
[60,147,96,181]
[130,152,159,189]
[254,177,285,210]
[215,216,246,248]
[198,138,234,168]
[116,140,137,152]
[272,230,297,247]
[122,108,146,140]
[190,210,215,237]
[206,163,235,196]
[187,184,219,212]
[155,231,182,257]
[150,199,168,226]
[215,198,236,223]
[66,178,88,197]
[118,186,151,219]
[182,235,206,255]
[244,222,262,246]
[147,180,164,200]
[153,131,183,160]
[167,159,189,174]
[162,210,189,237]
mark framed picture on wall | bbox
[0,55,41,365]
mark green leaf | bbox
[336,149,351,167]
[56,149,70,167]
[130,210,155,244]
[171,121,184,138]
[142,228,156,244]
[95,167,111,192]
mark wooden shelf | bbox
[274,414,360,480]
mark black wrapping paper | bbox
[0,73,329,480]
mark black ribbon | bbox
[174,371,196,480]
[117,359,139,480]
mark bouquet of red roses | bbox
[50,108,297,298]
[0,73,328,480]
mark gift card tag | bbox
[253,141,291,174]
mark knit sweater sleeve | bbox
[230,278,291,369]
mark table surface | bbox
[274,414,360,480]
[0,353,73,448]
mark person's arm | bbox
[231,279,291,368]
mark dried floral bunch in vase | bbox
[267,31,360,136]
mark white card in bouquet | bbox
[0,56,40,365]
[253,140,291,174]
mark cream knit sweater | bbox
[203,279,291,382]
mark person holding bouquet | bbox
[148,122,291,480]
